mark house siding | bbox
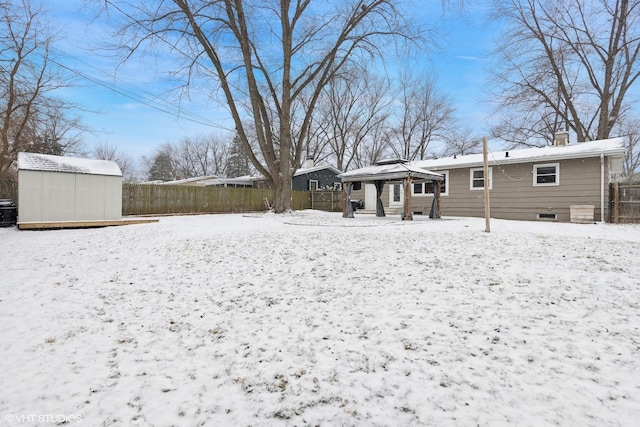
[293,169,342,191]
[408,156,610,222]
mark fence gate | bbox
[609,182,640,223]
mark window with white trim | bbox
[412,171,449,196]
[470,167,492,190]
[308,180,318,191]
[533,163,559,186]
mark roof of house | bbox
[339,159,444,182]
[161,175,219,185]
[294,164,342,177]
[17,152,122,177]
[412,138,626,170]
[204,175,256,186]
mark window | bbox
[392,183,401,202]
[470,167,492,190]
[412,171,449,196]
[333,182,342,191]
[534,163,559,186]
[537,213,557,220]
[308,180,318,191]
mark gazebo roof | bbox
[338,159,444,182]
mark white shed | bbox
[17,152,123,228]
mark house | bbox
[201,159,343,191]
[349,138,625,222]
[161,175,219,186]
[16,152,124,228]
[292,159,343,191]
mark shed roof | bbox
[17,152,122,177]
[412,138,626,170]
[338,160,444,182]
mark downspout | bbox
[600,152,605,223]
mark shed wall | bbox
[18,170,122,222]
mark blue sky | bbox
[50,1,500,162]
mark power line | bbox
[0,35,235,132]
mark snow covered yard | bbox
[1,211,640,427]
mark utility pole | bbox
[483,137,491,233]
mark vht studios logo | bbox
[5,414,83,423]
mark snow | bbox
[339,161,444,182]
[17,152,122,177]
[412,138,626,170]
[1,211,639,426]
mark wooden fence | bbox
[309,190,344,212]
[122,184,316,215]
[0,181,342,216]
[609,182,640,223]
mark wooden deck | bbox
[17,217,159,230]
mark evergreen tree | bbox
[147,152,174,181]
[225,134,251,178]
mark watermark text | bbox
[5,414,83,424]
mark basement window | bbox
[537,213,557,221]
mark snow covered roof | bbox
[204,175,258,186]
[294,164,342,177]
[161,175,219,185]
[413,138,626,170]
[339,159,444,182]
[17,152,122,177]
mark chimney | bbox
[304,157,314,169]
[553,131,569,146]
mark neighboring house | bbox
[17,152,123,227]
[192,159,343,191]
[161,175,219,186]
[292,160,343,191]
[351,138,625,222]
[204,175,256,188]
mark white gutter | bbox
[600,152,605,223]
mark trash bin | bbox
[0,199,17,227]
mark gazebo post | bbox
[343,182,354,218]
[375,180,385,217]
[403,177,413,220]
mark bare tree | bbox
[92,141,138,182]
[441,125,482,156]
[489,0,640,146]
[0,0,84,181]
[613,117,640,177]
[102,0,420,212]
[352,123,393,169]
[171,135,226,178]
[315,66,392,171]
[141,133,231,180]
[388,72,455,160]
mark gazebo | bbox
[338,159,444,220]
